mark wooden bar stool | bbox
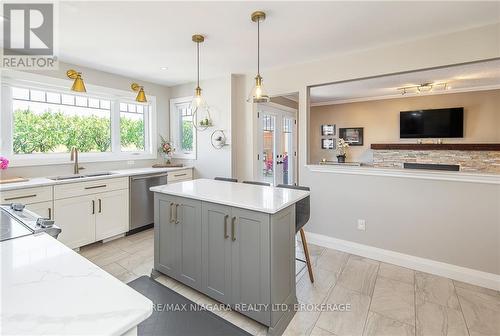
[277,184,314,283]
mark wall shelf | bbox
[370,143,500,151]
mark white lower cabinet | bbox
[54,195,96,249]
[1,186,54,220]
[26,201,54,220]
[53,178,129,249]
[95,189,129,241]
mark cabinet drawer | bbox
[1,186,52,204]
[54,177,128,200]
[167,169,193,183]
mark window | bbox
[12,88,112,154]
[170,97,196,159]
[120,102,146,152]
[1,79,157,166]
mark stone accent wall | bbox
[372,150,500,174]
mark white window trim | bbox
[169,96,197,160]
[0,70,158,167]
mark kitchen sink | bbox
[48,172,116,181]
[48,175,86,181]
[84,172,115,177]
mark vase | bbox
[337,155,346,163]
[162,153,172,164]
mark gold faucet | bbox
[70,147,85,174]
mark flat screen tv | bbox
[400,108,464,138]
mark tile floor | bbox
[79,229,500,336]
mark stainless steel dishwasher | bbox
[129,172,168,231]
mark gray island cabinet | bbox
[151,179,310,335]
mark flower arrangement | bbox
[0,156,9,170]
[158,136,175,163]
[336,138,349,163]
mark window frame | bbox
[1,72,157,167]
[169,96,197,160]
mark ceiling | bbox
[310,59,500,104]
[53,1,500,86]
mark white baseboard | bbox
[304,231,500,292]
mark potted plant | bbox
[158,136,175,164]
[336,138,349,163]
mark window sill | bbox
[7,153,158,167]
[172,154,196,160]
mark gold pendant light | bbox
[191,34,212,130]
[247,11,270,103]
[66,69,86,93]
[131,83,147,102]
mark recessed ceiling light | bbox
[160,67,168,70]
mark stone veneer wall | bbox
[372,150,500,174]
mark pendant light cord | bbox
[197,41,200,87]
[257,19,260,76]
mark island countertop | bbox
[150,178,310,214]
[1,233,153,336]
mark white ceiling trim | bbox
[310,84,500,107]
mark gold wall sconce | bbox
[131,83,147,102]
[66,69,86,92]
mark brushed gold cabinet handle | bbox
[174,173,187,177]
[5,194,37,201]
[48,207,52,220]
[169,202,175,223]
[175,204,180,224]
[231,216,236,241]
[92,200,95,214]
[98,199,102,213]
[85,184,107,190]
[224,214,229,239]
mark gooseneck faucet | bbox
[70,147,85,174]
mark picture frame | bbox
[339,127,364,146]
[321,124,336,136]
[321,138,335,149]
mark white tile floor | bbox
[79,229,500,336]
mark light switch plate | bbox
[357,219,366,231]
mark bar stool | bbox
[242,181,271,186]
[214,177,238,182]
[277,184,314,283]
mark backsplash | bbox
[373,150,500,174]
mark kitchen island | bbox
[0,233,153,335]
[150,179,310,335]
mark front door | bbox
[256,104,297,186]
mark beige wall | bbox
[234,23,500,276]
[310,89,500,163]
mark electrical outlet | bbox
[127,160,135,165]
[357,219,366,231]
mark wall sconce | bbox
[131,83,147,102]
[66,69,86,92]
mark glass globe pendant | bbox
[190,34,212,131]
[247,11,270,103]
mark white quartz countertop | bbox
[150,178,310,214]
[0,166,193,192]
[0,233,153,335]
